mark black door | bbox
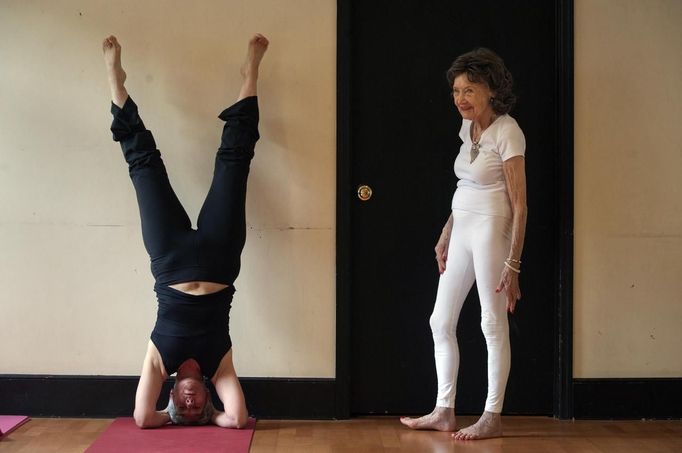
[343,0,560,415]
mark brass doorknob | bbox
[357,185,373,201]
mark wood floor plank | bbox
[0,416,680,452]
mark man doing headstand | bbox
[102,33,268,428]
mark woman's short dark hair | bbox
[446,48,516,114]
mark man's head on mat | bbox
[168,378,215,425]
[166,359,215,425]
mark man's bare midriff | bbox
[169,281,229,296]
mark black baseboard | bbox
[573,378,682,419]
[5,375,679,420]
[241,378,336,419]
[0,375,338,419]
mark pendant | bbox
[470,142,480,163]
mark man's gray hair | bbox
[166,395,216,425]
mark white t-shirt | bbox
[451,114,525,218]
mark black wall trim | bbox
[0,375,337,419]
[242,378,336,419]
[335,0,352,420]
[574,378,682,419]
[554,0,575,420]
[5,375,681,420]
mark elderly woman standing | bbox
[400,48,527,440]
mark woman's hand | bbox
[435,214,454,274]
[500,156,526,314]
[496,266,521,313]
[435,228,451,274]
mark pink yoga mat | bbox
[0,415,30,438]
[86,417,256,453]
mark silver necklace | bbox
[470,125,482,163]
[470,115,496,163]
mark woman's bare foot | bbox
[238,34,269,100]
[399,406,456,432]
[102,35,128,108]
[451,411,502,440]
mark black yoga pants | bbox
[109,95,260,286]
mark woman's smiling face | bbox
[452,73,495,122]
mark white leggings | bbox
[430,209,512,413]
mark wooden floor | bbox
[1,416,681,452]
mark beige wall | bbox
[574,0,682,377]
[0,0,336,377]
[5,0,679,383]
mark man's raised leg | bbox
[197,34,269,282]
[104,35,191,261]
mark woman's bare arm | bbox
[496,155,527,313]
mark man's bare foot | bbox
[240,33,269,80]
[399,406,456,432]
[237,34,268,101]
[102,35,128,107]
[452,411,502,440]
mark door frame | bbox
[334,0,575,419]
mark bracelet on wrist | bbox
[503,261,521,273]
